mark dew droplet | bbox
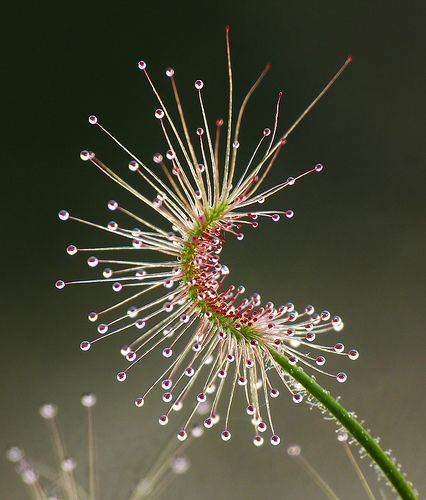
[163,392,172,402]
[253,435,264,447]
[315,356,326,366]
[293,393,303,404]
[6,446,24,463]
[172,401,183,412]
[159,415,168,425]
[348,349,359,360]
[108,200,118,211]
[287,444,301,457]
[58,210,70,221]
[162,379,172,390]
[197,392,206,403]
[305,305,315,315]
[153,153,163,163]
[66,245,77,255]
[258,422,267,433]
[177,430,188,441]
[87,256,98,268]
[321,310,331,321]
[39,403,58,419]
[126,351,136,362]
[334,343,345,353]
[271,435,281,446]
[128,160,139,171]
[61,457,77,472]
[103,268,113,278]
[246,405,256,416]
[270,388,279,398]
[135,397,145,408]
[97,324,108,334]
[221,430,231,441]
[163,347,173,358]
[80,341,91,351]
[81,393,97,407]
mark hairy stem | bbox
[268,347,417,500]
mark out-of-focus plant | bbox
[6,394,202,500]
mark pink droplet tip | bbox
[80,341,91,351]
[271,435,280,446]
[80,150,94,161]
[55,280,65,289]
[88,312,98,322]
[347,55,353,62]
[58,210,70,221]
[221,430,231,441]
[88,115,98,125]
[177,430,188,441]
[66,245,77,255]
[265,63,271,71]
[226,25,230,33]
[108,201,118,212]
[138,60,146,70]
[80,150,90,161]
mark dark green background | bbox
[2,1,425,498]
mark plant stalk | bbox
[268,347,417,500]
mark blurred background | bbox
[2,1,425,498]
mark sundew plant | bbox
[56,27,417,498]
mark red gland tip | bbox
[347,55,353,63]
[226,25,230,33]
[280,138,287,145]
[265,63,271,71]
[278,91,284,97]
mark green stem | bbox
[268,347,417,500]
